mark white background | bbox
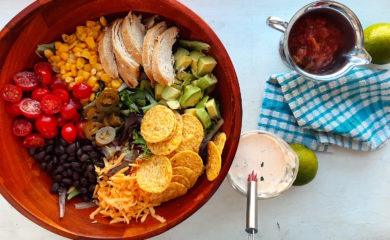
[1,0,390,239]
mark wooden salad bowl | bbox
[0,0,242,239]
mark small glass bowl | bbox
[227,130,299,199]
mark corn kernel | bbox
[60,66,66,75]
[79,33,87,41]
[69,82,76,89]
[96,71,103,78]
[86,20,96,27]
[100,73,111,83]
[65,76,74,83]
[75,76,84,84]
[57,61,65,67]
[97,33,104,42]
[89,93,96,102]
[63,72,72,79]
[71,65,77,76]
[75,51,82,57]
[76,58,86,69]
[68,34,77,44]
[76,43,87,48]
[65,63,71,71]
[44,49,54,58]
[58,44,69,52]
[87,76,97,87]
[83,64,92,72]
[81,50,90,59]
[54,41,62,50]
[92,84,100,92]
[50,55,61,63]
[80,99,89,105]
[85,36,96,49]
[62,34,70,43]
[92,63,102,71]
[82,71,90,79]
[111,79,122,89]
[89,55,98,65]
[100,16,107,27]
[60,52,69,61]
[91,68,97,75]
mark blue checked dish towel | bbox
[258,68,390,152]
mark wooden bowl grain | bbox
[0,0,242,239]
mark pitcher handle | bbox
[266,16,288,33]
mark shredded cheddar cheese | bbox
[90,155,166,224]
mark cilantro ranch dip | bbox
[228,131,299,199]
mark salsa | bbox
[288,15,344,73]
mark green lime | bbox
[290,143,318,186]
[364,23,390,64]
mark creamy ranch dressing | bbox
[228,131,299,199]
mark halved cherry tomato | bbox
[32,88,50,101]
[61,123,77,143]
[72,83,91,99]
[13,72,39,91]
[76,121,86,139]
[12,118,33,137]
[40,94,62,114]
[23,133,45,148]
[34,62,53,85]
[1,84,22,102]
[5,102,22,117]
[19,98,41,118]
[60,103,77,120]
[69,96,82,109]
[35,115,58,139]
[49,76,67,90]
[53,89,69,104]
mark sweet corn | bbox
[45,18,111,102]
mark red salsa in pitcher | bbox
[288,15,344,73]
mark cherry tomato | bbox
[32,88,50,101]
[76,121,86,139]
[61,123,77,143]
[35,115,58,139]
[69,96,82,109]
[1,84,22,102]
[34,62,53,85]
[72,112,81,122]
[49,76,67,91]
[19,98,41,118]
[12,118,33,137]
[13,72,39,91]
[5,102,22,117]
[56,115,66,127]
[53,89,69,104]
[72,83,92,99]
[40,94,62,114]
[23,133,45,148]
[60,103,77,120]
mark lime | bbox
[364,23,390,64]
[290,143,318,186]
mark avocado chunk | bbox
[191,74,217,90]
[179,85,203,108]
[178,39,210,52]
[184,108,198,116]
[159,99,168,106]
[205,74,218,94]
[197,56,217,76]
[172,84,183,91]
[196,108,212,129]
[176,71,194,82]
[205,98,220,119]
[155,83,164,100]
[174,47,190,60]
[196,95,209,108]
[167,100,180,110]
[189,51,206,76]
[174,55,192,71]
[162,86,182,100]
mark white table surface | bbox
[1,0,390,239]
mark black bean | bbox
[62,171,68,177]
[80,154,89,162]
[66,168,73,176]
[40,162,47,171]
[55,145,65,155]
[75,141,80,149]
[71,162,81,169]
[62,178,72,186]
[76,148,83,157]
[86,164,94,172]
[92,141,96,147]
[27,148,36,156]
[89,185,95,193]
[52,156,58,166]
[55,174,62,182]
[95,161,105,168]
[63,163,71,168]
[47,161,54,172]
[67,156,76,162]
[72,172,80,180]
[50,182,59,193]
[59,154,68,162]
[43,155,51,162]
[66,143,76,154]
[35,151,46,161]
[89,151,98,159]
[74,180,80,187]
[56,166,64,173]
[79,187,88,194]
[80,178,88,186]
[46,145,54,153]
[82,145,93,152]
[87,173,95,182]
